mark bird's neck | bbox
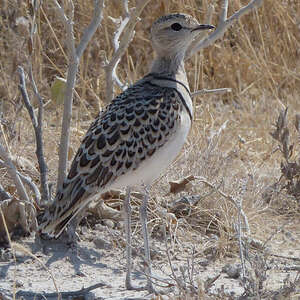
[150,53,187,79]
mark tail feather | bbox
[38,187,91,238]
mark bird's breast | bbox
[108,107,192,189]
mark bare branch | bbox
[17,67,38,128]
[0,183,11,201]
[192,88,232,98]
[220,0,229,23]
[105,0,151,103]
[186,0,264,59]
[0,144,30,203]
[53,0,104,191]
[76,0,105,58]
[16,282,106,299]
[0,159,41,204]
[53,0,78,191]
[195,176,250,234]
[236,197,247,280]
[17,66,49,203]
[187,4,214,58]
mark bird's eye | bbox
[171,23,182,31]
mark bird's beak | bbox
[191,24,215,32]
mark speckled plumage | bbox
[153,13,198,27]
[38,13,214,292]
[39,73,190,236]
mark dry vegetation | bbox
[0,0,300,299]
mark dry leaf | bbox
[68,146,74,160]
[50,76,66,106]
[88,200,122,221]
[6,185,17,195]
[0,198,28,242]
[169,175,195,194]
[101,190,123,200]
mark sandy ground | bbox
[1,220,299,300]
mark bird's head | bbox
[151,13,214,58]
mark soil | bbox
[0,220,299,300]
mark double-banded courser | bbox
[39,13,214,292]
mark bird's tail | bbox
[38,183,90,238]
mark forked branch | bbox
[0,144,30,204]
[53,0,105,190]
[17,66,49,203]
[186,0,264,58]
[104,0,151,103]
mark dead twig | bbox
[195,176,250,234]
[0,183,11,201]
[16,282,106,300]
[191,88,232,97]
[10,242,61,300]
[0,159,41,204]
[187,0,264,58]
[268,253,300,262]
[162,224,185,291]
[104,0,151,103]
[0,144,30,204]
[17,66,48,204]
[53,0,104,191]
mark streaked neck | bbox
[150,52,186,75]
[150,54,189,90]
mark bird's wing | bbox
[38,79,183,237]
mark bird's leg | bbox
[64,217,81,250]
[124,186,154,292]
[124,186,135,290]
[140,185,154,293]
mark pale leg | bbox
[139,186,154,293]
[124,186,134,290]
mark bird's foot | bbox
[125,276,156,293]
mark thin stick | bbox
[163,225,183,290]
[105,0,151,103]
[0,144,30,203]
[192,88,232,97]
[16,282,105,299]
[186,0,264,58]
[29,64,49,202]
[17,66,49,204]
[0,159,41,204]
[0,183,11,201]
[53,0,104,190]
[195,176,250,234]
[237,198,247,280]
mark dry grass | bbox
[0,0,300,298]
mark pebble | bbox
[222,263,241,279]
[103,219,115,229]
[93,237,111,250]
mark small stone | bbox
[0,249,12,262]
[199,259,210,267]
[93,237,111,250]
[116,221,124,229]
[95,223,106,231]
[15,280,24,288]
[103,219,115,229]
[75,270,87,277]
[222,263,241,279]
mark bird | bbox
[38,13,214,293]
